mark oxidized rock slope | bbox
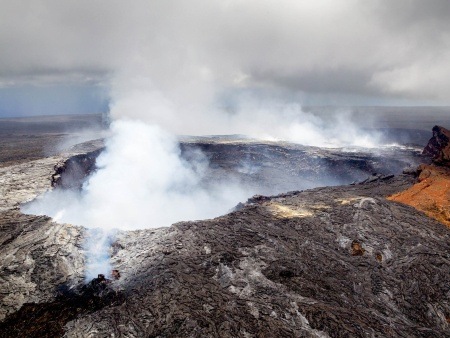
[388,164,450,227]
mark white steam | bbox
[24,88,383,280]
[109,77,381,148]
[83,229,116,281]
[24,119,252,279]
[24,59,384,283]
[27,120,246,229]
[217,102,381,148]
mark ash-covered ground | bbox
[0,111,449,337]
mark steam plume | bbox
[23,119,252,279]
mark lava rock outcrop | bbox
[422,125,450,166]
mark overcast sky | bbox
[1,0,450,117]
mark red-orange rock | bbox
[388,164,450,227]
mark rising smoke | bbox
[108,75,382,147]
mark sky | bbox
[1,0,450,117]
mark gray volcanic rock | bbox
[0,139,104,212]
[2,175,448,337]
[0,137,449,337]
[0,139,102,323]
[58,176,449,338]
[0,211,84,322]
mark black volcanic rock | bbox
[1,136,448,337]
[66,176,449,337]
[2,175,449,337]
[422,125,450,166]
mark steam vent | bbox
[0,115,449,337]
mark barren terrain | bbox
[0,113,449,337]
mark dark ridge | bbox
[422,125,450,166]
[0,278,125,338]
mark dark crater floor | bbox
[53,137,428,197]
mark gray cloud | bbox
[1,0,450,104]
